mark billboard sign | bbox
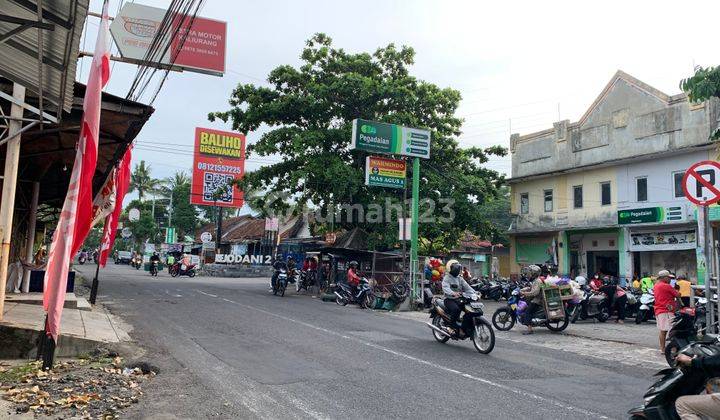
[351,119,431,159]
[191,127,245,208]
[366,156,406,189]
[110,3,226,75]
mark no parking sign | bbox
[683,160,720,206]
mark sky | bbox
[79,0,720,205]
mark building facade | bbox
[508,71,720,284]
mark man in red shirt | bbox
[654,269,681,353]
[347,261,360,296]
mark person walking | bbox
[654,270,681,354]
[676,275,692,307]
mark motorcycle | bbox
[625,289,641,319]
[664,302,712,366]
[491,288,569,332]
[78,254,87,265]
[169,262,196,278]
[427,292,495,354]
[334,277,376,308]
[131,255,142,270]
[635,290,656,324]
[149,261,159,277]
[273,267,289,297]
[629,340,720,419]
[473,279,503,301]
[575,289,610,323]
[296,269,317,293]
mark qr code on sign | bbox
[203,172,234,203]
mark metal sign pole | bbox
[410,157,420,303]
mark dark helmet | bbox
[449,262,462,277]
[348,260,359,269]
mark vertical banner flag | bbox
[43,1,111,341]
[99,147,132,267]
[90,172,117,228]
[190,127,245,208]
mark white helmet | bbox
[575,276,587,286]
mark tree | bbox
[210,33,506,251]
[476,187,512,245]
[680,66,720,140]
[129,160,161,201]
[170,182,199,239]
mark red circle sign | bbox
[683,160,720,206]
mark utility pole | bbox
[215,205,222,255]
[0,83,26,320]
[410,157,420,302]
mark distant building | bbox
[508,71,720,283]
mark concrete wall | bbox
[511,166,617,231]
[511,73,718,179]
[616,149,711,217]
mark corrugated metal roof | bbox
[0,0,89,113]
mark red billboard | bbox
[172,15,226,74]
[191,128,245,208]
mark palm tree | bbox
[129,160,161,201]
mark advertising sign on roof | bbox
[110,3,226,75]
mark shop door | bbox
[592,251,619,277]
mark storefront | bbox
[512,234,558,273]
[567,230,620,278]
[628,226,697,280]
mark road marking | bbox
[195,290,218,298]
[194,290,609,419]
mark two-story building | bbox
[508,70,720,284]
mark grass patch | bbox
[0,361,41,383]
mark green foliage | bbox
[80,225,104,251]
[129,160,161,201]
[211,33,506,251]
[680,66,720,140]
[476,187,512,244]
[170,181,199,239]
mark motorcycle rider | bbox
[347,261,361,297]
[270,257,287,292]
[149,252,160,274]
[442,260,474,335]
[166,253,175,272]
[520,265,544,335]
[675,352,720,419]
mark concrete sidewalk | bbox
[1,301,132,358]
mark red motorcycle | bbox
[169,262,197,278]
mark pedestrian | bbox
[676,275,692,307]
[613,282,627,324]
[654,269,682,354]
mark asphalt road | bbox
[78,264,656,419]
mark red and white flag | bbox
[43,0,111,341]
[91,171,117,228]
[99,147,132,267]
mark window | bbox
[544,189,553,212]
[636,177,648,202]
[573,185,583,209]
[520,193,529,214]
[601,182,611,206]
[673,172,685,198]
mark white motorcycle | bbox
[635,289,655,324]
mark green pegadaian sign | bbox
[617,206,685,225]
[351,119,431,159]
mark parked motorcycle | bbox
[491,288,569,332]
[473,279,503,301]
[149,261,159,277]
[664,302,711,366]
[629,340,720,419]
[169,262,196,278]
[335,277,376,308]
[575,289,610,323]
[427,292,495,354]
[635,290,656,324]
[296,270,317,293]
[625,289,641,319]
[78,255,87,265]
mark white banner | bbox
[629,229,696,251]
